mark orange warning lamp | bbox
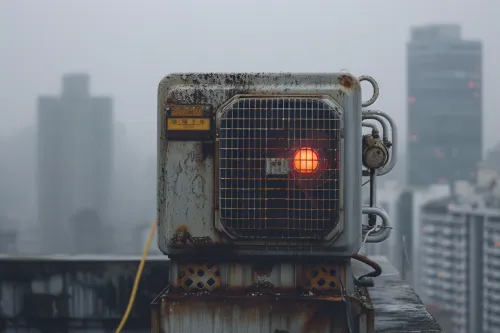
[293,147,319,174]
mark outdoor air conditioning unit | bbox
[157,73,394,259]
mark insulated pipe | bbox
[362,122,378,134]
[362,115,388,143]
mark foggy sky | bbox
[1,0,499,154]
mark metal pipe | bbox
[362,110,398,176]
[371,169,377,206]
[368,169,377,226]
[362,122,378,134]
[362,115,388,143]
[362,206,391,243]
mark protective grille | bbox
[219,97,341,239]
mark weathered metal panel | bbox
[151,256,445,333]
[169,261,346,292]
[161,297,346,333]
[154,283,375,333]
[157,73,363,258]
[157,258,373,333]
[0,255,169,333]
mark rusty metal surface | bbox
[161,298,344,333]
[169,260,347,294]
[168,256,443,333]
[156,290,372,333]
[158,259,374,332]
[157,73,364,259]
[302,264,341,291]
[0,255,169,333]
[176,263,221,291]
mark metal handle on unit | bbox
[359,76,380,107]
[362,110,398,176]
[362,206,392,243]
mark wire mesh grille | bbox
[219,97,341,239]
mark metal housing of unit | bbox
[157,73,363,258]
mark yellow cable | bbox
[115,218,157,333]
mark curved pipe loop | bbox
[362,206,392,243]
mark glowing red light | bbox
[468,81,475,89]
[293,147,319,174]
[408,97,416,104]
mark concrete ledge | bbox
[356,256,444,333]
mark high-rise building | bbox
[37,74,113,254]
[419,169,500,333]
[420,197,471,333]
[407,24,482,187]
[482,211,500,333]
[396,184,450,293]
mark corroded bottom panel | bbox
[153,292,374,333]
[162,298,344,333]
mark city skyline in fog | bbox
[0,74,155,254]
[1,0,499,154]
[0,0,499,254]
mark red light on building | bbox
[434,148,445,158]
[408,96,416,104]
[468,81,475,89]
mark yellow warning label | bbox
[167,118,211,131]
[170,105,206,117]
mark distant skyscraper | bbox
[37,74,113,253]
[420,187,500,333]
[407,24,483,187]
